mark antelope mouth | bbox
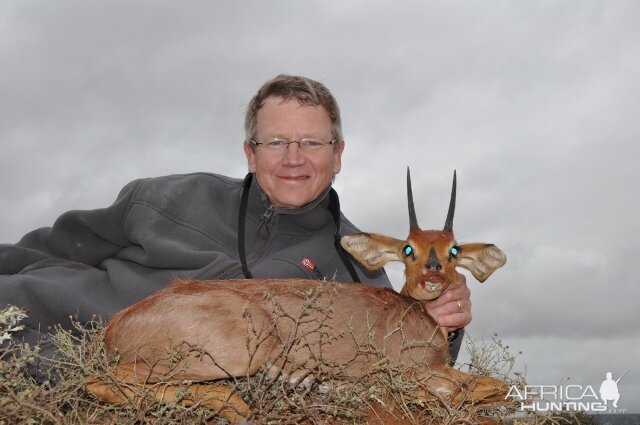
[423,281,443,292]
[421,272,445,292]
[410,280,445,300]
[419,274,445,293]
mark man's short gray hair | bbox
[244,74,343,144]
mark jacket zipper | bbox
[249,205,277,263]
[260,205,275,225]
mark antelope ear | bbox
[456,243,507,282]
[340,233,406,270]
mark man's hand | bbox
[423,272,471,331]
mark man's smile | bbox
[278,175,310,181]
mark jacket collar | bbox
[246,173,334,231]
[237,173,360,282]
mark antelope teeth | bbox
[425,282,442,292]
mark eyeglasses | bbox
[249,137,337,153]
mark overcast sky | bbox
[1,0,639,414]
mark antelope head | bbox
[341,169,506,300]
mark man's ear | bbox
[332,140,345,175]
[341,233,406,270]
[244,141,257,173]
[456,243,507,282]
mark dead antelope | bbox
[86,170,508,423]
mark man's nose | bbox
[281,142,305,166]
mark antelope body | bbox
[87,170,508,423]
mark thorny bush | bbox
[0,301,573,424]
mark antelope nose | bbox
[426,260,442,271]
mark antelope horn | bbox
[407,167,419,229]
[444,170,456,232]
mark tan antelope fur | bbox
[86,170,508,423]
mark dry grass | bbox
[0,303,588,424]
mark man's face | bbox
[244,97,344,209]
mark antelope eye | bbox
[450,246,460,257]
[403,245,414,257]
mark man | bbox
[0,75,471,368]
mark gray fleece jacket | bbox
[0,172,462,362]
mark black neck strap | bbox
[328,187,361,283]
[238,173,253,279]
[237,173,360,282]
